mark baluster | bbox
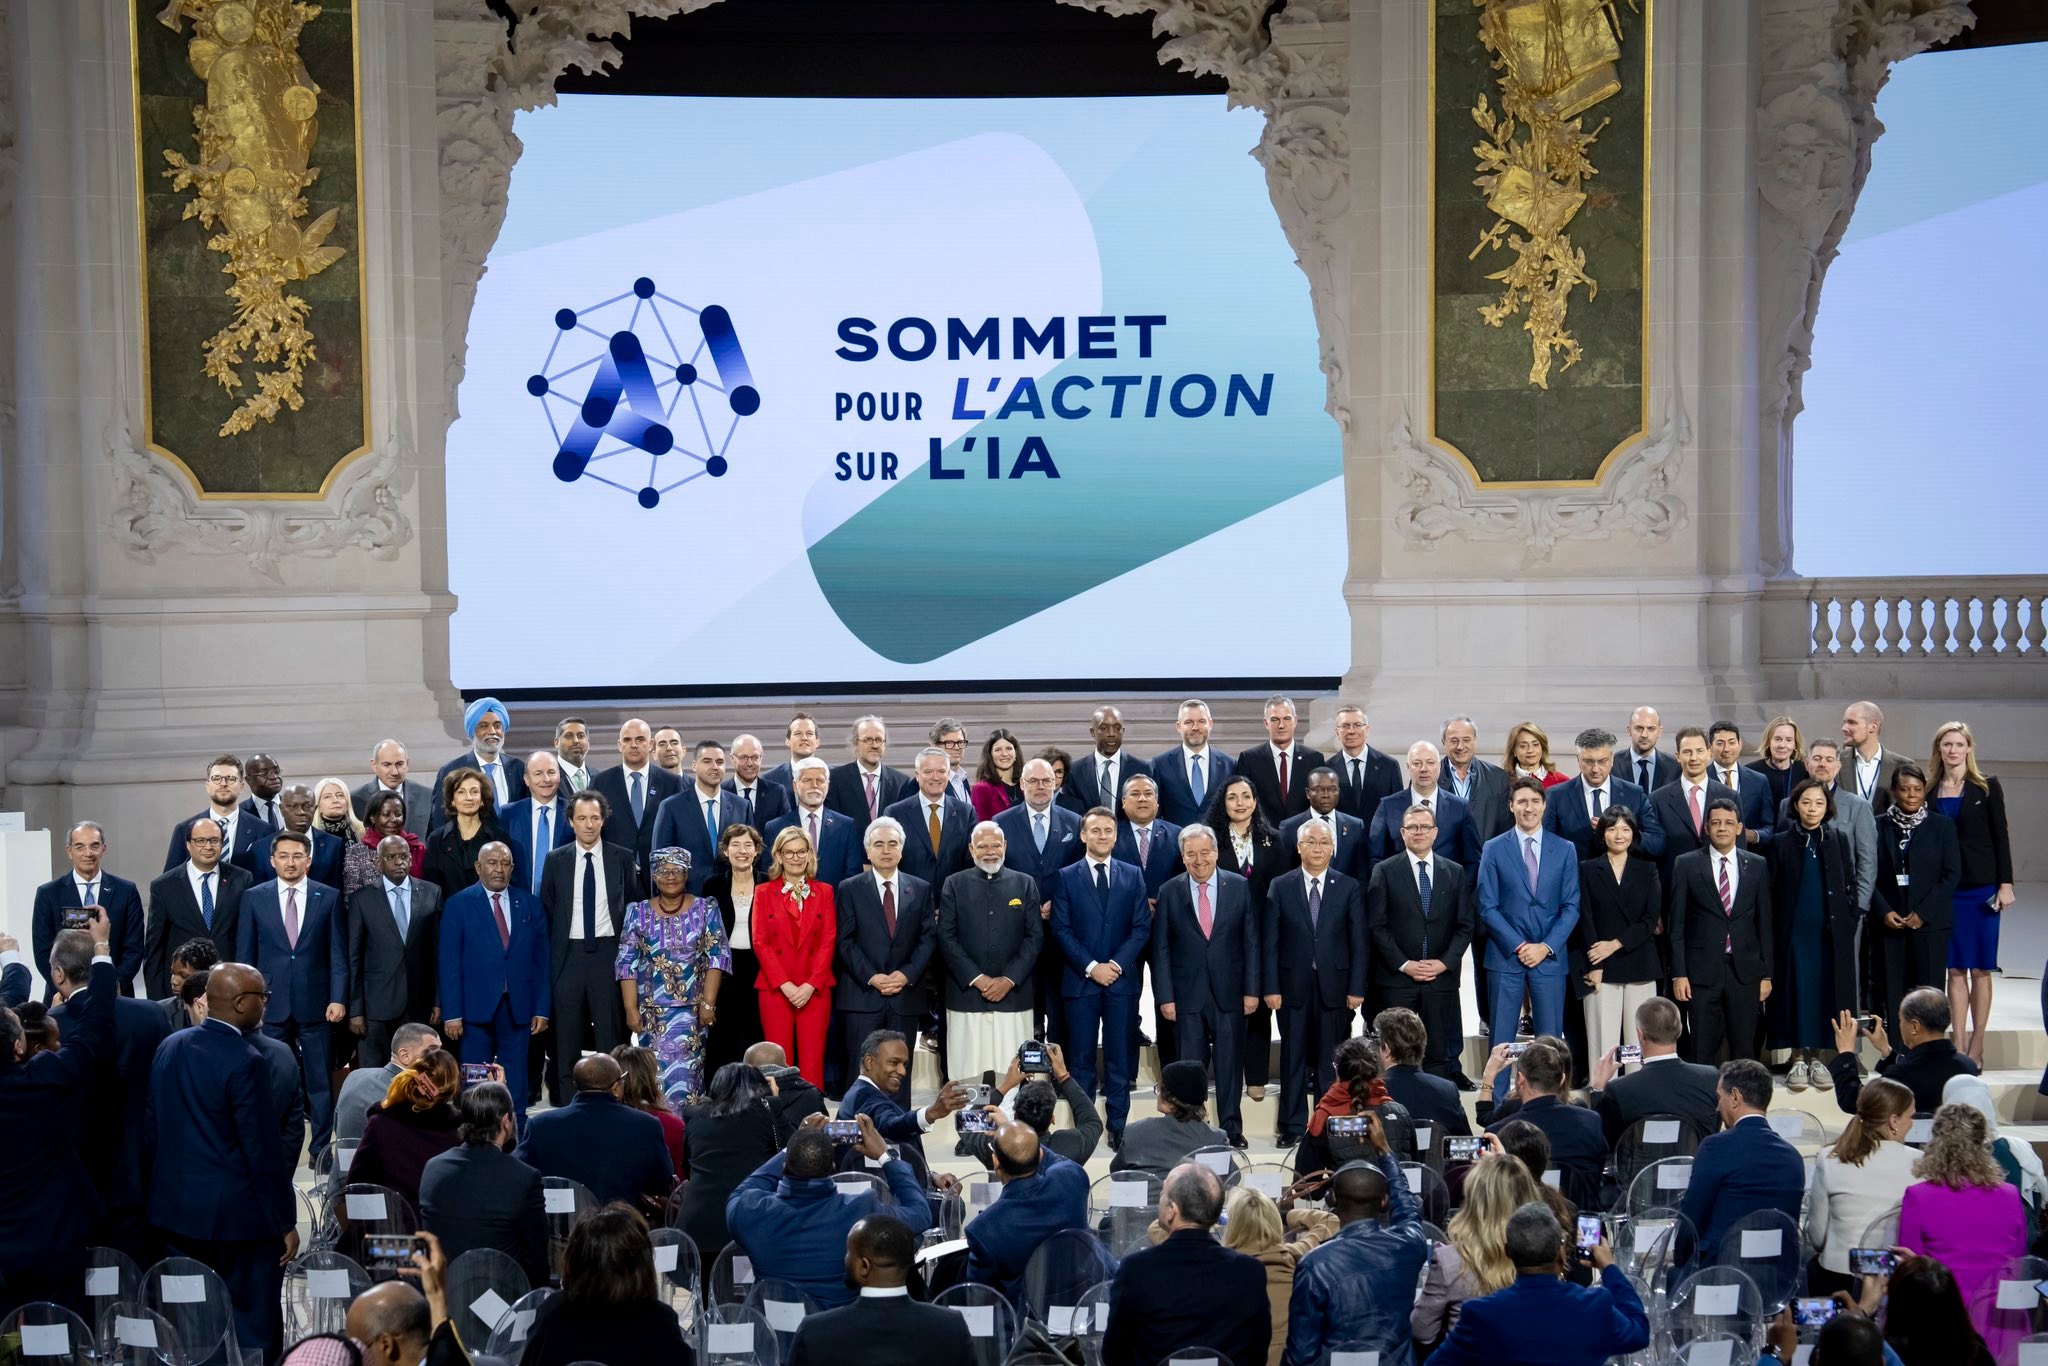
[1809,596,1827,657]
[1880,596,1905,656]
[1848,598,1869,655]
[1943,597,1961,656]
[1991,597,2014,656]
[1964,597,1984,655]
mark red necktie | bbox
[492,891,510,950]
[1196,880,1214,939]
[882,879,897,938]
[1277,750,1289,798]
[1689,784,1704,835]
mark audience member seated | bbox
[677,1062,782,1272]
[336,1022,442,1145]
[1376,1007,1472,1138]
[1483,1041,1606,1211]
[1805,1076,1919,1294]
[837,1027,969,1156]
[967,1042,1102,1166]
[1490,1121,1590,1287]
[1413,1153,1544,1353]
[787,1215,975,1366]
[613,1043,685,1175]
[1297,1034,1418,1174]
[352,1046,464,1209]
[1898,1102,2027,1341]
[1588,995,1721,1144]
[747,1039,828,1142]
[1942,1073,2047,1223]
[515,1054,675,1211]
[517,1203,693,1366]
[1680,1059,1808,1263]
[963,1113,1091,1307]
[1112,1058,1228,1180]
[1103,1163,1269,1366]
[1827,992,1979,1116]
[1881,1252,1996,1366]
[726,1114,932,1308]
[1214,1185,1338,1366]
[1762,1310,1894,1366]
[1280,1114,1429,1366]
[419,1081,550,1287]
[1422,1203,1651,1366]
[344,1230,469,1366]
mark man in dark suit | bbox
[145,962,297,1359]
[884,748,975,889]
[1368,741,1482,867]
[834,821,938,1097]
[1101,1164,1270,1366]
[515,1053,675,1207]
[929,718,976,808]
[995,759,1085,1045]
[439,842,550,1119]
[1439,715,1511,845]
[1679,1059,1807,1262]
[1281,768,1370,880]
[540,791,642,1095]
[1236,694,1324,825]
[1708,721,1777,835]
[1050,809,1152,1141]
[1329,704,1405,824]
[962,1119,1091,1308]
[1062,704,1154,816]
[1152,828,1257,1145]
[553,716,595,796]
[1424,1205,1650,1366]
[788,1214,976,1366]
[348,835,443,1067]
[1624,707,1681,792]
[1646,728,1740,890]
[1368,807,1476,1079]
[1542,727,1666,859]
[1841,700,1904,812]
[33,820,144,999]
[827,714,913,840]
[47,927,171,1259]
[1485,1040,1608,1210]
[1150,698,1236,827]
[935,827,1044,1080]
[651,740,755,894]
[768,757,864,885]
[726,732,791,826]
[243,785,346,890]
[500,750,571,897]
[419,1081,550,1285]
[590,717,681,880]
[146,818,251,998]
[351,738,434,839]
[1113,776,1184,905]
[1373,1007,1473,1135]
[164,753,265,873]
[1262,821,1367,1144]
[236,830,347,1161]
[0,911,114,1318]
[1587,995,1721,1143]
[1669,799,1774,1064]
[239,753,286,832]
[432,695,528,826]
[762,712,822,794]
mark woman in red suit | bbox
[751,825,836,1087]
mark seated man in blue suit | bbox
[963,1115,1091,1308]
[514,1053,675,1208]
[1282,768,1369,879]
[244,785,345,890]
[500,750,571,896]
[438,841,550,1119]
[836,1028,970,1157]
[651,739,756,894]
[767,758,863,886]
[236,829,347,1162]
[1484,1040,1608,1211]
[1049,809,1152,1142]
[883,748,976,889]
[1542,727,1666,859]
[1368,742,1480,866]
[1679,1058,1806,1263]
[32,820,144,1001]
[1424,1203,1651,1366]
[996,759,1085,1045]
[1477,778,1582,1102]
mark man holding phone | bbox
[1423,1203,1650,1365]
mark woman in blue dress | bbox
[616,846,732,1107]
[1933,722,2016,1067]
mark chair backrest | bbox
[1905,1112,1936,1148]
[1397,1162,1452,1227]
[1712,1207,1804,1314]
[1088,1172,1162,1260]
[925,1190,967,1245]
[95,1301,186,1366]
[481,1286,557,1360]
[285,1249,371,1341]
[1022,1228,1117,1327]
[444,1247,533,1348]
[1616,1208,1698,1294]
[1186,1146,1244,1181]
[931,1282,1020,1366]
[1068,1278,1113,1353]
[144,1256,236,1364]
[1971,1256,2048,1351]
[1613,1114,1705,1189]
[330,1183,420,1274]
[541,1175,597,1283]
[710,1240,759,1308]
[1624,1157,1696,1217]
[962,1174,1003,1222]
[1226,1164,1292,1204]
[1764,1109,1830,1150]
[1857,1208,1900,1256]
[828,1169,894,1207]
[648,1227,703,1328]
[1674,1329,1756,1364]
[743,1277,817,1357]
[1669,1265,1764,1351]
[700,1302,781,1366]
[82,1247,145,1315]
[0,1303,96,1365]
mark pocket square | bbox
[1007,898,1024,907]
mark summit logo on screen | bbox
[529,276,759,508]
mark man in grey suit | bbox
[936,823,1044,1081]
[1781,740,1877,911]
[348,836,443,1067]
[1439,715,1511,847]
[351,739,433,840]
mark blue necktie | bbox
[630,771,645,825]
[483,762,499,802]
[534,808,551,893]
[705,798,719,843]
[390,883,410,942]
[1417,860,1433,918]
[1033,811,1047,853]
[199,872,214,930]
[1189,757,1207,809]
[582,852,598,940]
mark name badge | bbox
[1896,874,1910,887]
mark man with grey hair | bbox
[1369,740,1479,866]
[1101,1160,1270,1366]
[996,759,1084,1045]
[1239,694,1325,825]
[1152,698,1235,827]
[936,822,1044,1078]
[767,756,861,885]
[929,717,974,805]
[884,747,976,888]
[1422,1202,1648,1365]
[834,819,939,1098]
[1542,726,1665,859]
[1151,824,1258,1145]
[499,749,569,896]
[352,738,433,838]
[829,714,911,839]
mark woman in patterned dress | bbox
[616,846,731,1107]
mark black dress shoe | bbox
[1276,1130,1303,1147]
[1452,1073,1479,1093]
[1229,1132,1249,1150]
[1106,1130,1123,1152]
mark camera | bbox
[62,908,94,931]
[364,1234,426,1272]
[1794,1297,1839,1327]
[823,1119,862,1145]
[1855,1014,1879,1036]
[1444,1135,1485,1163]
[1018,1040,1050,1074]
[761,1064,803,1086]
[1849,1248,1896,1277]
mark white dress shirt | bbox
[1409,787,1438,815]
[185,860,221,905]
[1584,781,1612,822]
[569,842,615,938]
[1181,747,1210,785]
[1712,847,1741,901]
[1401,853,1435,971]
[473,751,511,805]
[1081,856,1115,974]
[1854,748,1884,799]
[1093,751,1120,800]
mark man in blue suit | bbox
[883,748,976,888]
[501,750,572,895]
[1150,699,1236,827]
[243,785,345,890]
[1368,742,1480,866]
[1152,828,1258,1145]
[1542,727,1667,859]
[236,829,347,1161]
[590,717,682,880]
[1282,768,1370,879]
[1113,776,1184,904]
[1424,1203,1650,1366]
[1061,705,1154,815]
[440,841,549,1119]
[1708,721,1778,841]
[996,759,1084,1046]
[767,758,863,885]
[145,962,298,1360]
[1477,778,1582,1102]
[1679,1059,1807,1263]
[963,1118,1090,1308]
[432,695,528,826]
[1050,809,1152,1141]
[651,739,756,894]
[32,821,144,1000]
[1263,822,1368,1144]
[164,753,266,873]
[725,733,791,826]
[515,1053,675,1207]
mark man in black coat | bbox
[348,836,444,1068]
[1485,1041,1609,1212]
[834,821,938,1098]
[419,1081,550,1286]
[1588,996,1722,1144]
[539,792,643,1095]
[935,827,1045,1082]
[1236,694,1325,825]
[1262,821,1368,1144]
[1824,988,1978,1115]
[1150,828,1258,1146]
[145,818,251,999]
[514,1055,674,1209]
[32,822,144,1000]
[1331,704,1405,823]
[1374,1007,1473,1138]
[1367,808,1476,1081]
[826,715,914,841]
[1100,1163,1269,1366]
[1669,801,1774,1064]
[787,1214,975,1366]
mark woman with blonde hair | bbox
[1503,723,1567,788]
[1413,1152,1544,1351]
[1217,1185,1339,1366]
[750,824,836,1087]
[351,1046,466,1209]
[1899,1102,2027,1337]
[1805,1075,1918,1292]
[1748,715,1809,810]
[314,775,380,895]
[1930,720,2015,1065]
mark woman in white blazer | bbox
[1806,1074,1920,1293]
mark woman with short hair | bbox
[751,825,836,1088]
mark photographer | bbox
[956,1040,1103,1167]
[1423,1203,1649,1366]
[746,1039,826,1141]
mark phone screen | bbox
[1616,1044,1642,1065]
[1444,1136,1484,1162]
[1502,1041,1530,1059]
[62,909,92,930]
[1856,1014,1879,1035]
[959,1109,995,1134]
[1328,1114,1371,1137]
[1576,1216,1602,1253]
[824,1119,862,1144]
[1794,1297,1839,1327]
[1849,1248,1896,1277]
[364,1235,424,1271]
[460,1063,492,1085]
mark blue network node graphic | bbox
[531,277,759,508]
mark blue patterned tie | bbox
[199,872,214,930]
[1418,859,1433,919]
[630,771,645,825]
[1190,757,1207,809]
[390,882,410,941]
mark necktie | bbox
[863,771,877,820]
[743,785,754,804]
[928,802,943,855]
[199,872,214,929]
[1197,879,1213,939]
[1190,756,1206,808]
[880,878,897,938]
[1418,860,1433,917]
[1307,877,1322,928]
[534,808,551,893]
[284,886,300,948]
[582,851,598,939]
[263,799,277,828]
[1523,836,1540,892]
[1717,855,1734,953]
[1100,760,1113,804]
[483,762,500,802]
[491,891,509,950]
[1350,757,1363,791]
[807,811,819,848]
[1033,811,1047,853]
[391,883,410,941]
[1637,757,1652,790]
[1591,787,1605,820]
[630,771,645,825]
[705,798,719,842]
[83,879,97,907]
[1136,825,1151,866]
[1277,749,1290,798]
[1094,862,1108,899]
[1688,784,1704,834]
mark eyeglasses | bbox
[233,989,273,1004]
[188,837,224,848]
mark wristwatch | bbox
[1759,1347,1785,1362]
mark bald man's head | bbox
[572,1055,623,1093]
[1331,1161,1391,1226]
[346,1280,430,1365]
[744,1041,788,1069]
[208,963,267,1031]
[993,1121,1043,1180]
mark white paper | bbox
[84,1266,119,1297]
[731,1255,754,1284]
[336,1146,355,1172]
[308,1268,354,1300]
[1414,1126,1433,1150]
[1048,1305,1086,1335]
[762,1300,805,1332]
[654,1245,680,1273]
[1693,1283,1740,1316]
[1907,1117,1934,1145]
[916,1239,969,1264]
[1247,1172,1285,1199]
[1997,1279,2039,1310]
[1769,1115,1805,1139]
[346,1192,389,1221]
[1740,1228,1783,1258]
[1687,1341,1733,1366]
[1656,1164,1692,1190]
[1177,1358,1218,1366]
[1634,1219,1675,1249]
[865,1156,887,1169]
[470,1288,512,1328]
[969,1182,998,1205]
[1642,1120,1681,1144]
[955,1305,996,1338]
[708,1323,755,1354]
[160,1274,208,1304]
[1794,1347,1814,1366]
[1331,1354,1379,1366]
[1196,1151,1231,1176]
[1541,1169,1562,1189]
[115,1317,159,1349]
[1405,1167,1424,1194]
[511,1309,536,1338]
[1110,1180,1152,1209]
[2019,1344,2048,1366]
[544,1187,577,1215]
[19,1324,69,1355]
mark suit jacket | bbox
[935,867,1043,1011]
[1060,751,1155,816]
[1262,867,1368,1008]
[1425,1265,1650,1366]
[254,1026,309,1167]
[163,809,265,874]
[1572,857,1665,986]
[833,871,936,1014]
[0,963,114,1276]
[962,1150,1092,1306]
[351,779,434,839]
[1843,748,1905,813]
[761,760,801,794]
[1050,857,1151,998]
[1280,809,1370,881]
[1709,765,1776,833]
[766,807,864,887]
[1112,819,1185,903]
[1333,746,1405,823]
[589,762,681,874]
[144,1014,293,1244]
[348,877,442,1022]
[1149,748,1237,828]
[1486,1093,1608,1211]
[1367,790,1480,867]
[995,802,1084,906]
[753,879,837,991]
[1237,742,1326,825]
[1646,778,1741,888]
[244,825,345,891]
[236,878,347,1024]
[826,762,913,837]
[1593,1055,1722,1146]
[540,840,643,981]
[1475,829,1581,974]
[499,794,572,895]
[651,787,755,894]
[1679,1114,1809,1261]
[438,882,552,1028]
[882,790,976,889]
[31,872,144,1000]
[51,986,171,1221]
[1151,871,1258,1015]
[418,1141,550,1286]
[431,750,528,827]
[1667,847,1773,986]
[1945,777,2014,888]
[1621,749,1682,794]
[1870,809,1963,929]
[1777,785,1877,909]
[724,775,791,828]
[1102,1229,1271,1366]
[144,862,251,999]
[1437,758,1510,845]
[1542,777,1667,859]
[1367,852,1475,992]
[788,1292,976,1366]
[514,1092,675,1207]
[1383,1064,1472,1137]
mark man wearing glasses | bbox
[164,753,265,873]
[929,718,974,807]
[145,818,253,999]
